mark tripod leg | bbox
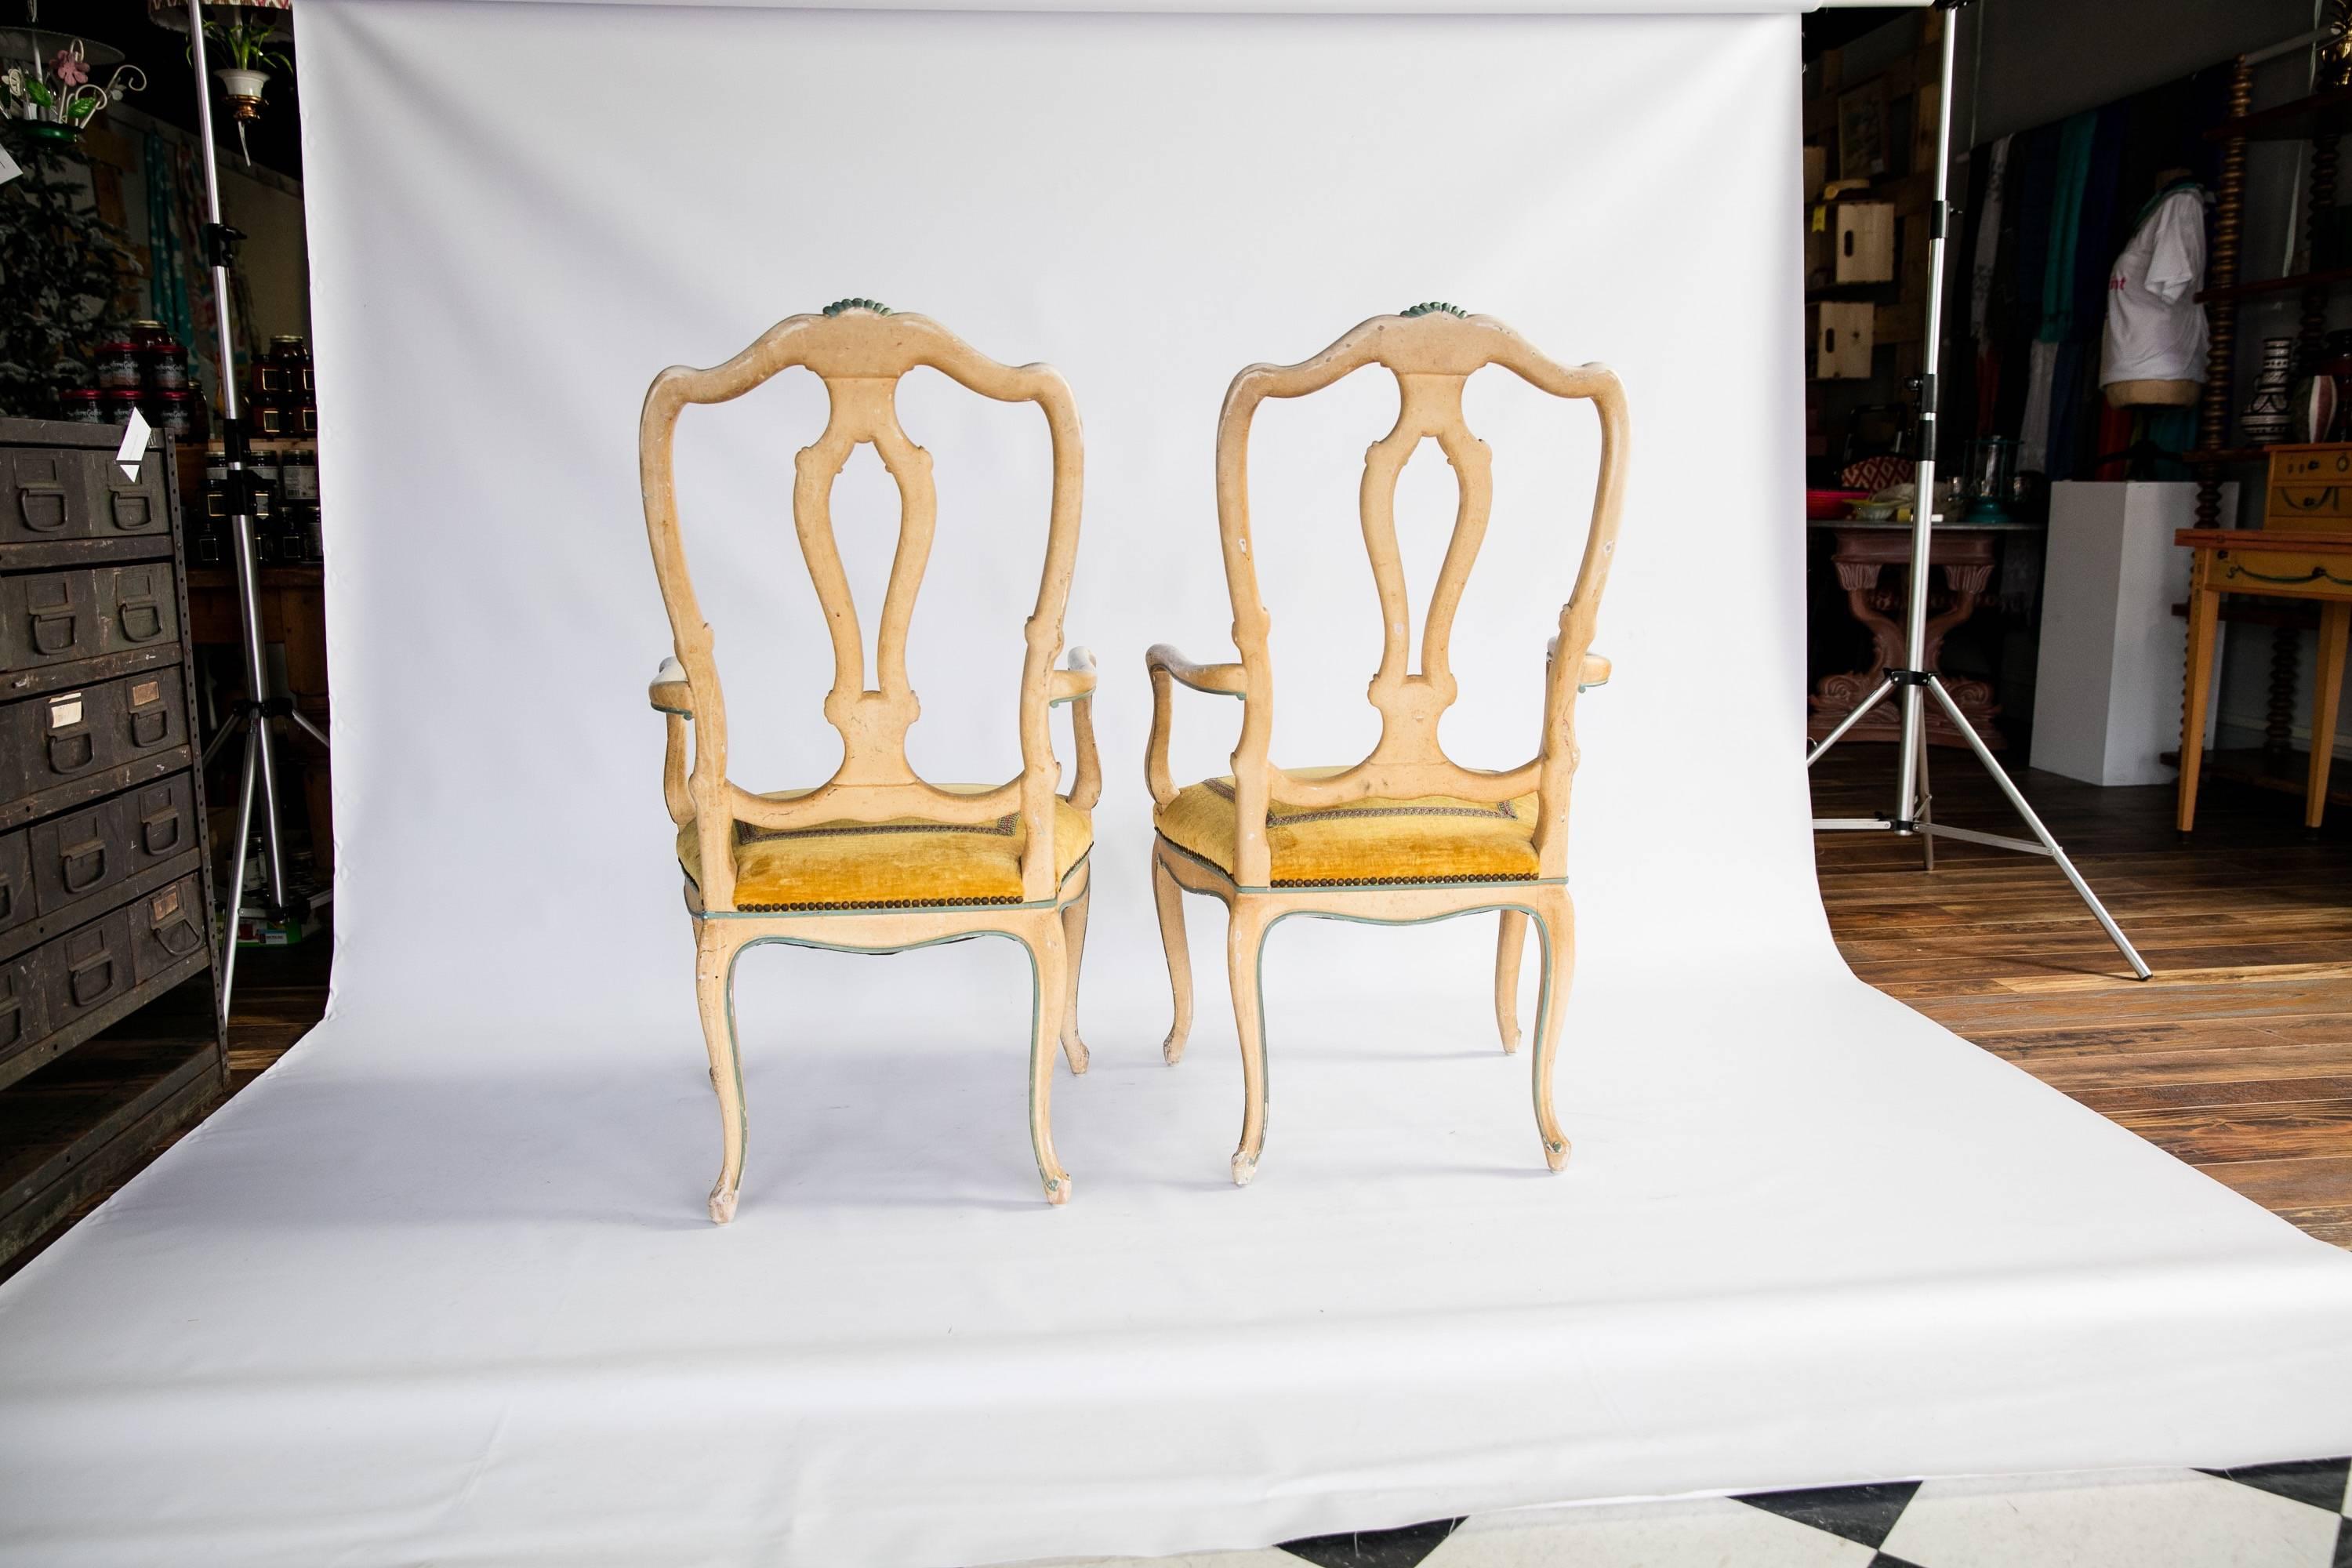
[217,724,263,1030]
[1806,677,1896,768]
[1926,677,2151,980]
[1916,717,1935,872]
[200,704,248,768]
[290,708,331,750]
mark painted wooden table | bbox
[2176,506,2352,835]
[1806,517,2036,748]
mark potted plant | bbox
[201,15,292,159]
[1,38,145,147]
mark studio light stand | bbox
[178,0,328,1024]
[1806,0,2151,982]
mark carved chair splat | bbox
[640,303,1097,1221]
[1145,306,1628,1185]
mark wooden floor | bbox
[5,752,2348,1279]
[1813,742,2352,1248]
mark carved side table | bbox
[1807,518,2034,748]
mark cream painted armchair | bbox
[641,302,1098,1221]
[1145,305,1628,1185]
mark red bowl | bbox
[1806,488,1872,521]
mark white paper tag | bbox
[117,408,153,481]
[0,147,20,187]
[49,695,83,728]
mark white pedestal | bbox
[2032,481,2226,786]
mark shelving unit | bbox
[0,418,227,1267]
[2182,59,2352,809]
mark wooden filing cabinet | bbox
[0,418,226,1267]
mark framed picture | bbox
[1838,82,1889,181]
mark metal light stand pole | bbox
[183,0,328,1025]
[1805,0,2151,982]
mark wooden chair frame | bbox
[1145,307,1627,1185]
[641,303,1098,1221]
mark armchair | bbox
[639,302,1097,1221]
[1145,305,1628,1185]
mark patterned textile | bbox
[677,787,1090,910]
[1156,772,1541,887]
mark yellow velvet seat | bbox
[680,789,1092,912]
[1155,774,1540,887]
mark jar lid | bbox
[96,336,141,352]
[158,389,194,401]
[60,387,101,401]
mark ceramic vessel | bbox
[2242,336,2296,447]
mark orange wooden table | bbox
[2176,447,2352,832]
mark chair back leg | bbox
[1224,902,1272,1185]
[1528,888,1577,1172]
[1057,882,1093,1076]
[1024,913,1075,1204]
[1152,844,1196,1065]
[1493,909,1529,1054]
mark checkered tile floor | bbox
[1045,1458,2352,1567]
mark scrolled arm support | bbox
[1059,647,1102,811]
[652,656,696,827]
[1145,644,1247,808]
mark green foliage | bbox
[0,125,136,417]
[201,17,294,76]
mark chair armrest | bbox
[1050,645,1098,706]
[1145,644,1246,808]
[650,655,695,716]
[1146,643,1246,695]
[1544,637,1612,692]
[1058,648,1101,811]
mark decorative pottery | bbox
[2241,337,2296,447]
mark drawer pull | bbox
[0,993,18,1046]
[60,837,107,895]
[46,731,93,773]
[0,873,12,921]
[129,706,169,748]
[31,611,80,655]
[154,915,203,959]
[142,808,183,855]
[17,486,68,533]
[68,948,116,1007]
[118,599,164,643]
[109,492,153,531]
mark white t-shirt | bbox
[2101,187,2209,385]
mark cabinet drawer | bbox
[0,950,45,1059]
[31,800,127,916]
[1,449,86,544]
[118,670,186,764]
[121,775,197,875]
[13,683,114,793]
[0,828,31,935]
[98,562,179,652]
[45,906,133,1025]
[2,569,103,670]
[89,448,170,540]
[132,875,206,984]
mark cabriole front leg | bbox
[1225,902,1270,1185]
[695,923,747,1223]
[1025,915,1075,1205]
[1530,891,1575,1171]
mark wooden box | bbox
[1813,301,1875,380]
[2266,443,2352,529]
[1835,200,1896,285]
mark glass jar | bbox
[281,448,319,503]
[102,387,144,424]
[96,336,143,390]
[59,387,105,423]
[154,390,198,438]
[147,343,190,391]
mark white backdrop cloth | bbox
[3,4,2351,1566]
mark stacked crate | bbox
[0,418,225,1266]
